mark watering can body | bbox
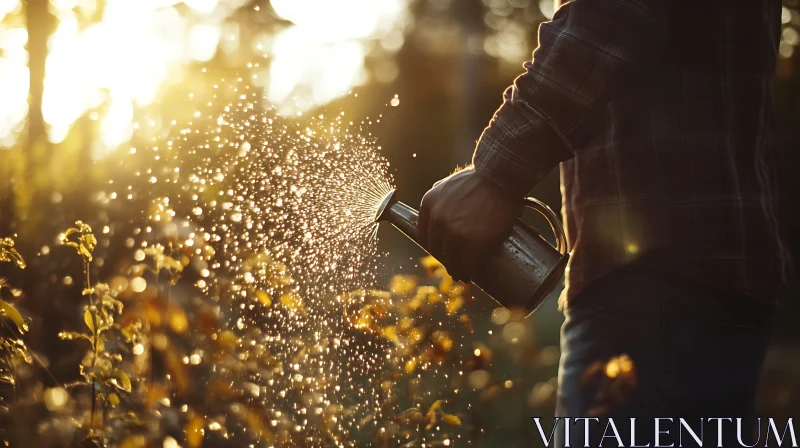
[376,192,569,316]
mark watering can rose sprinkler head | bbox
[375,188,398,224]
[374,188,569,317]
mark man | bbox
[418,0,792,446]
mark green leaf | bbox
[84,308,96,334]
[110,370,131,392]
[117,371,132,392]
[0,300,27,333]
[107,392,120,407]
[441,412,462,426]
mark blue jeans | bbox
[555,268,774,448]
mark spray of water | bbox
[112,76,429,444]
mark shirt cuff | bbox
[472,92,574,197]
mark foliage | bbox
[57,222,142,442]
[0,238,30,411]
[0,223,529,446]
[0,238,27,333]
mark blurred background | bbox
[0,0,799,446]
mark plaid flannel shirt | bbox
[473,0,792,306]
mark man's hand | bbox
[418,166,522,283]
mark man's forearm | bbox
[473,0,669,197]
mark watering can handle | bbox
[523,197,568,256]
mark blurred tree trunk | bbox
[25,0,54,196]
[26,0,52,148]
[11,0,55,237]
[20,0,59,376]
[456,0,488,163]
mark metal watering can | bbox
[375,189,569,316]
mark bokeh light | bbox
[0,0,412,152]
[266,0,409,114]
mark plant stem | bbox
[149,267,160,385]
[86,259,99,434]
[0,323,14,403]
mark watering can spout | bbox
[375,189,417,239]
[374,188,397,223]
[374,188,569,317]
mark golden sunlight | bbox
[0,0,408,154]
[0,1,27,147]
[267,0,408,114]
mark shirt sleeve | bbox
[472,0,669,197]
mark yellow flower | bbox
[389,275,417,295]
[255,290,272,307]
[280,293,304,311]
